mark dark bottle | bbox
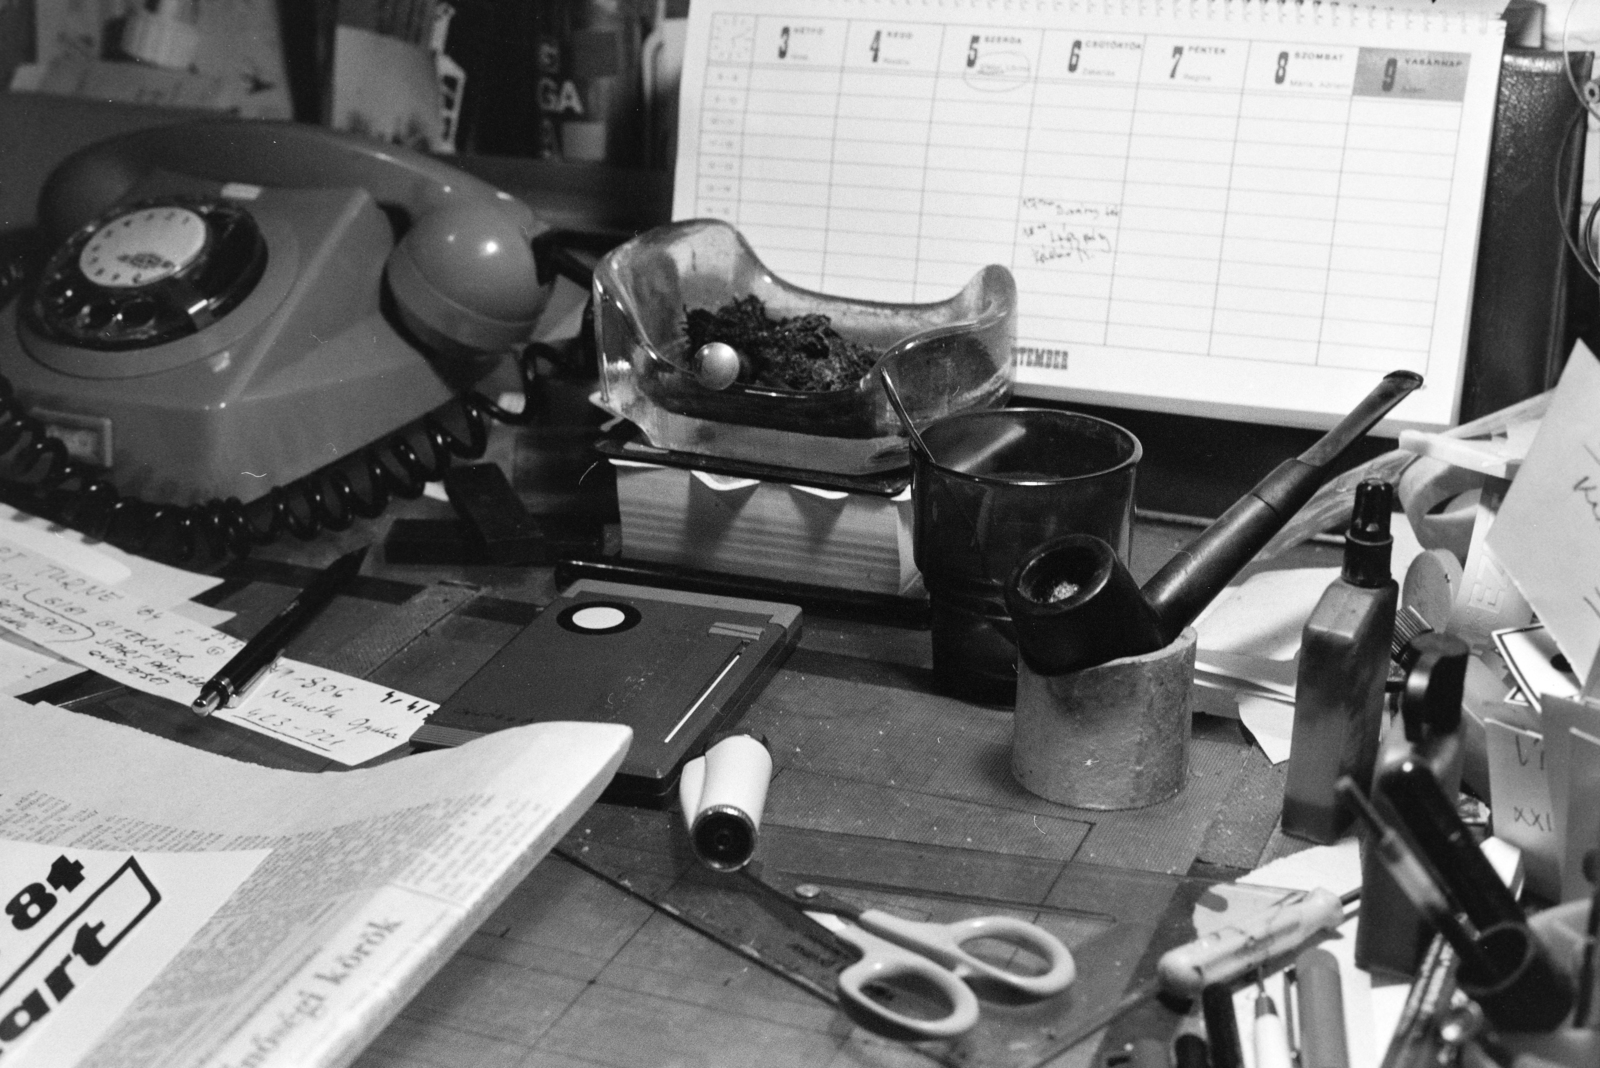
[1354,632,1469,977]
[1282,478,1398,843]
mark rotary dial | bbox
[27,197,267,352]
[78,206,207,288]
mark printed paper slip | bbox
[0,541,433,765]
[0,840,266,1067]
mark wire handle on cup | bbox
[880,369,934,461]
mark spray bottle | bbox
[1282,478,1398,843]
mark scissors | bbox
[764,871,1076,1038]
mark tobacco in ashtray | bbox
[684,295,883,392]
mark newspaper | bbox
[0,698,631,1068]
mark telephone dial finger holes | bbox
[27,197,266,351]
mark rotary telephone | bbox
[0,119,557,560]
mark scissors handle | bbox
[810,912,982,1038]
[856,909,1076,998]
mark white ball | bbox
[692,342,742,390]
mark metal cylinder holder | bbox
[1011,628,1196,810]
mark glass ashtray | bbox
[593,219,1016,476]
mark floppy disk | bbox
[413,579,801,806]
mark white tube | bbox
[678,752,707,829]
[683,734,771,871]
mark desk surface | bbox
[38,389,1341,1068]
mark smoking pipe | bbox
[1004,370,1423,676]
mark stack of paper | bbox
[611,458,921,597]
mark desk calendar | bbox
[672,0,1507,430]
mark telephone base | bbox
[0,183,477,506]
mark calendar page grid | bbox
[676,0,1504,429]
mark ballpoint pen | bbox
[1253,976,1294,1068]
[191,546,369,716]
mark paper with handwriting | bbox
[1483,718,1559,901]
[0,541,432,764]
[1562,726,1600,902]
[1486,342,1600,682]
[0,503,232,695]
[1541,693,1600,900]
[0,502,221,608]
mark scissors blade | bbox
[759,867,868,920]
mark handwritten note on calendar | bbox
[673,0,1505,431]
[0,541,433,764]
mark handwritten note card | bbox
[1483,718,1559,901]
[1541,692,1600,900]
[1563,726,1600,902]
[0,541,433,764]
[1486,342,1600,683]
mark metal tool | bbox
[762,870,1076,1038]
[191,545,368,716]
[880,369,934,460]
[1156,886,1357,996]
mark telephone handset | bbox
[0,120,555,558]
[30,120,548,357]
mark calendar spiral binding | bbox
[813,0,1501,35]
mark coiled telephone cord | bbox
[0,342,551,565]
[0,224,612,565]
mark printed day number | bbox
[5,854,85,934]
